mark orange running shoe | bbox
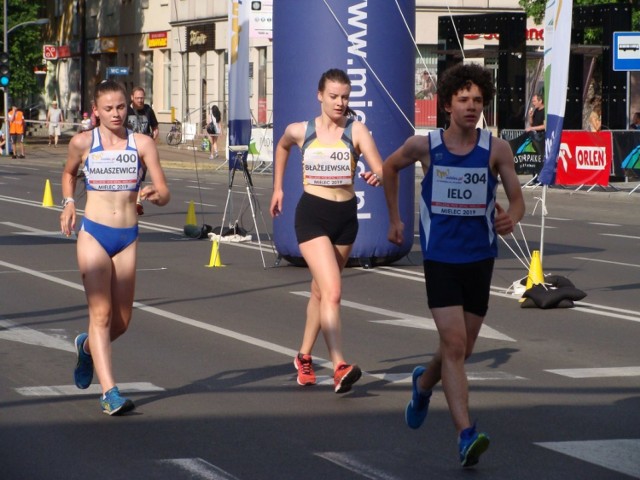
[294,353,316,386]
[334,362,362,393]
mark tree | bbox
[2,0,47,105]
[519,0,640,30]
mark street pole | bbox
[3,0,8,157]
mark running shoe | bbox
[333,362,362,394]
[293,353,316,386]
[100,386,135,416]
[73,333,93,389]
[405,366,432,429]
[458,423,490,468]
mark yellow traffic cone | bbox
[205,240,224,267]
[185,200,197,226]
[42,179,55,207]
[525,250,545,290]
[520,250,544,303]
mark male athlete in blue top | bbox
[383,63,525,467]
[60,80,170,415]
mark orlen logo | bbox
[575,146,606,170]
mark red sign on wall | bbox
[43,45,58,60]
[555,131,612,186]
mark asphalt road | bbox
[1,143,639,479]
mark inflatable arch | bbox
[273,0,417,267]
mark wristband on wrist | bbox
[61,197,75,207]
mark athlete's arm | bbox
[60,132,91,236]
[270,122,304,217]
[353,121,383,186]
[137,134,170,206]
[492,138,525,235]
[383,135,430,245]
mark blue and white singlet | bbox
[83,128,143,192]
[419,128,498,263]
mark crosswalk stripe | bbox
[159,458,241,480]
[536,439,640,479]
[315,452,400,480]
[15,382,164,397]
[545,366,640,378]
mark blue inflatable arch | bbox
[273,0,416,267]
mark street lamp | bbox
[3,0,49,155]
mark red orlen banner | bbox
[555,131,612,186]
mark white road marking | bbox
[545,366,640,378]
[589,222,620,227]
[369,371,525,382]
[574,256,640,268]
[536,439,640,479]
[600,233,640,240]
[0,259,523,387]
[159,458,241,480]
[292,291,516,342]
[16,382,165,397]
[315,452,400,480]
[0,318,75,352]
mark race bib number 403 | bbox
[431,166,487,216]
[303,147,352,186]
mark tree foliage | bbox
[519,0,640,30]
[2,0,47,104]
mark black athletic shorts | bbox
[295,191,358,245]
[423,258,495,317]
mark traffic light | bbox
[0,53,10,87]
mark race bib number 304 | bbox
[431,166,487,216]
[303,147,352,186]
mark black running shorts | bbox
[295,192,358,245]
[423,258,495,317]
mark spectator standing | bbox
[206,104,222,159]
[525,93,545,136]
[629,112,640,130]
[46,100,65,147]
[8,105,25,159]
[126,87,159,215]
[80,112,93,131]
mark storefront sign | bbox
[187,24,215,53]
[148,31,168,49]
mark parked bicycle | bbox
[166,120,182,146]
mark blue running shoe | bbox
[74,333,93,389]
[458,423,490,467]
[100,386,135,416]
[405,366,432,429]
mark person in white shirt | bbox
[46,100,64,147]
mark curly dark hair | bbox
[437,63,495,112]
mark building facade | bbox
[43,0,544,131]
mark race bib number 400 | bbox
[86,151,139,191]
[431,166,487,216]
[303,147,352,186]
